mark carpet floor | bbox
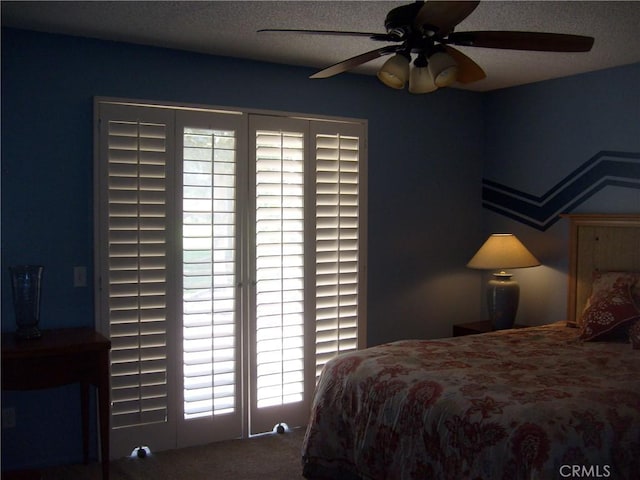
[23,427,307,480]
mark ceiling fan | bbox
[258,0,594,94]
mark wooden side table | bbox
[1,328,111,479]
[453,320,527,337]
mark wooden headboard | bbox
[565,214,640,324]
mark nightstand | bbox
[453,320,527,337]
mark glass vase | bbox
[10,265,44,340]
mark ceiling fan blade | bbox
[446,31,595,52]
[415,1,480,35]
[310,45,399,79]
[443,46,486,84]
[257,28,393,41]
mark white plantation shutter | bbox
[313,124,365,377]
[176,110,245,448]
[97,103,177,457]
[248,115,316,435]
[254,129,306,409]
[107,119,169,427]
[181,126,238,419]
[97,99,366,454]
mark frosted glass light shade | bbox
[377,54,410,89]
[467,234,540,270]
[428,51,458,87]
[409,66,438,94]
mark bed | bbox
[301,214,640,480]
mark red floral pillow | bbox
[579,284,640,341]
[587,271,640,303]
[580,272,640,325]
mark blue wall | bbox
[481,62,640,326]
[1,28,484,469]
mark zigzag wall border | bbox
[482,150,640,231]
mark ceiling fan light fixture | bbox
[377,53,410,89]
[408,58,438,94]
[428,51,458,87]
[263,1,595,93]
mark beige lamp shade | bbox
[467,234,540,270]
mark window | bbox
[95,99,367,457]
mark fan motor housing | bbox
[384,2,424,34]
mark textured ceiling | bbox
[3,1,640,91]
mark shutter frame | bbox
[96,102,178,457]
[312,123,367,377]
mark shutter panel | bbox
[254,129,306,409]
[102,110,171,430]
[314,131,361,377]
[182,126,238,419]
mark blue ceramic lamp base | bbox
[487,272,520,330]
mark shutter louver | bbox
[255,130,305,408]
[315,133,360,377]
[182,127,238,419]
[107,119,169,429]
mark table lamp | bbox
[467,234,540,330]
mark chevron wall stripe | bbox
[482,151,640,230]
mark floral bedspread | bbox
[301,323,640,480]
